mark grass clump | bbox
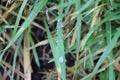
[0,0,120,80]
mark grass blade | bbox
[12,0,28,36]
[29,34,40,67]
[106,21,115,80]
[73,0,82,79]
[43,14,66,80]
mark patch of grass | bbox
[0,0,120,80]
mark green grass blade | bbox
[106,21,115,80]
[29,34,40,67]
[12,0,28,36]
[71,0,94,16]
[11,35,23,79]
[50,0,75,10]
[110,14,120,21]
[43,13,66,79]
[73,0,82,79]
[55,1,66,79]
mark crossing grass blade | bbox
[10,0,28,78]
[43,13,66,80]
[0,0,48,62]
[106,21,115,80]
[0,13,9,24]
[11,35,23,79]
[72,0,82,79]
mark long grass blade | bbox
[43,14,66,80]
[106,21,115,80]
